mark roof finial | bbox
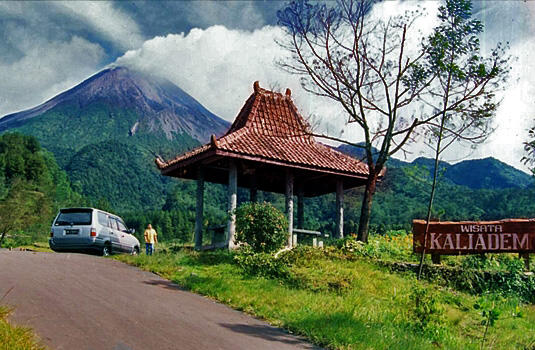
[253,81,260,92]
[155,156,167,169]
[210,134,219,148]
[285,88,292,97]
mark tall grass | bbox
[0,306,45,350]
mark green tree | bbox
[0,179,50,247]
[414,0,510,277]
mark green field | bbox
[115,235,535,349]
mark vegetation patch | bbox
[0,306,45,350]
[115,241,535,349]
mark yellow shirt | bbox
[144,228,157,244]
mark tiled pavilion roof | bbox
[156,82,370,180]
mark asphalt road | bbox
[0,250,318,350]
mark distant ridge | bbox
[337,144,532,190]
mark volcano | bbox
[0,66,229,143]
[0,66,231,210]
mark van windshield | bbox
[55,209,92,226]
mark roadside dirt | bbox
[0,250,318,350]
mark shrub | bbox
[409,284,446,341]
[234,247,290,279]
[234,202,288,253]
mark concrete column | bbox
[227,160,238,249]
[297,186,304,229]
[335,179,344,239]
[194,167,204,250]
[285,170,294,248]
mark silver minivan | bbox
[49,208,140,256]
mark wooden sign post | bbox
[413,219,535,270]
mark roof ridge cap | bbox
[253,81,293,101]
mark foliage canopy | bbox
[235,202,288,253]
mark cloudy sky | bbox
[0,1,533,171]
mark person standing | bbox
[144,224,158,255]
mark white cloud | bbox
[433,1,535,171]
[114,1,535,172]
[114,1,441,133]
[116,25,303,121]
[51,1,144,50]
[461,38,535,171]
[184,1,266,31]
[1,0,529,172]
[0,37,105,116]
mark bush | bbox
[409,284,446,341]
[234,247,290,279]
[234,202,288,253]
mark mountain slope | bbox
[0,66,230,210]
[337,144,532,190]
[444,157,532,189]
[66,140,170,211]
[0,66,229,143]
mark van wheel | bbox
[101,244,111,257]
[131,246,139,255]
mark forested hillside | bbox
[1,133,534,245]
[1,66,533,244]
[0,133,85,247]
[0,67,227,211]
[124,165,535,243]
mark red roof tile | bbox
[158,82,370,177]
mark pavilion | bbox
[155,81,375,250]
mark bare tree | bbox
[277,0,510,242]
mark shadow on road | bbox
[143,279,186,291]
[219,323,321,349]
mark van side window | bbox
[117,220,127,232]
[108,217,118,230]
[97,212,108,226]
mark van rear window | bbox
[55,210,92,226]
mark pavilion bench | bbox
[292,228,327,247]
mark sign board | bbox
[413,219,535,254]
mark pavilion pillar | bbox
[297,185,304,229]
[194,167,204,250]
[286,170,294,247]
[335,179,344,239]
[227,160,238,249]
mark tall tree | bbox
[414,0,510,277]
[277,0,510,242]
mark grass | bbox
[0,306,45,350]
[114,244,535,350]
